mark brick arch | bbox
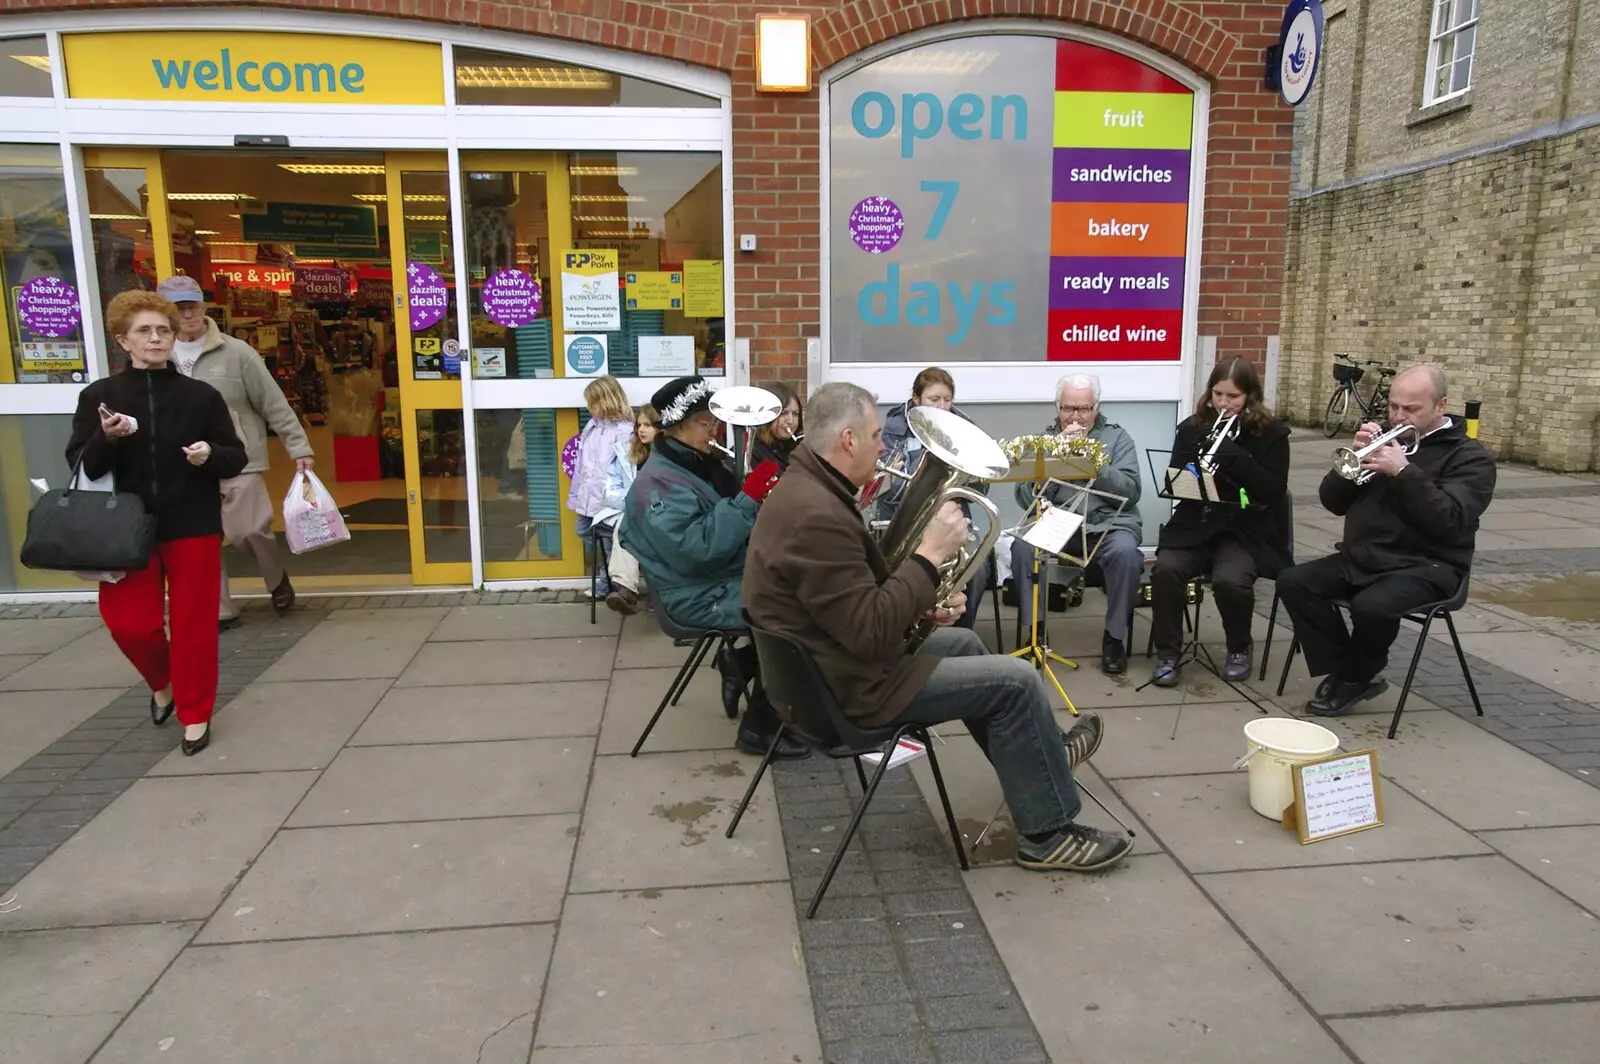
[8,0,742,71]
[813,0,1237,82]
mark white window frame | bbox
[1423,0,1479,107]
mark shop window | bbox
[0,145,85,384]
[564,151,725,378]
[827,36,1199,366]
[86,165,162,375]
[453,47,716,108]
[475,408,566,563]
[0,414,81,593]
[0,37,52,98]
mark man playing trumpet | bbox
[1276,365,1496,716]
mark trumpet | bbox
[1332,424,1420,485]
[707,385,783,475]
[1198,411,1240,475]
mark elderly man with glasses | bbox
[1010,373,1144,675]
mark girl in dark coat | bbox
[1149,357,1291,686]
[747,381,802,471]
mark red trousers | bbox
[99,535,222,728]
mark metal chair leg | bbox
[1445,612,1484,717]
[589,535,599,625]
[1277,636,1298,697]
[1259,593,1280,681]
[989,552,1005,653]
[1388,614,1434,740]
[806,747,894,919]
[923,738,970,872]
[726,723,785,838]
[852,756,869,793]
[631,633,713,757]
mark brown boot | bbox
[605,586,640,615]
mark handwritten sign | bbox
[1289,749,1383,845]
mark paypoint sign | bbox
[62,31,445,106]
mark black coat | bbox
[1158,414,1292,577]
[67,365,248,542]
[748,433,797,472]
[1321,418,1496,590]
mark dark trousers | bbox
[1151,535,1258,657]
[1275,554,1449,682]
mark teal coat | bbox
[619,440,757,630]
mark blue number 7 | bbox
[920,180,959,240]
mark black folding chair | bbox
[1257,491,1296,681]
[587,523,612,625]
[1275,572,1483,739]
[727,616,968,919]
[629,591,745,757]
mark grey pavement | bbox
[1,432,1599,1063]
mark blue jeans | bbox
[889,627,1082,836]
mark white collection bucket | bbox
[1233,717,1341,820]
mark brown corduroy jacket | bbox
[743,444,939,727]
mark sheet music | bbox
[1165,466,1222,503]
[1019,505,1084,554]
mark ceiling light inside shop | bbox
[583,230,651,238]
[455,65,614,90]
[167,193,251,202]
[10,54,52,73]
[209,258,255,264]
[569,165,639,177]
[90,213,144,221]
[278,163,386,175]
[875,50,997,76]
[571,194,646,203]
[351,193,447,203]
[573,215,649,223]
[406,215,447,222]
[195,229,221,235]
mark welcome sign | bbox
[62,32,445,106]
[829,37,1197,363]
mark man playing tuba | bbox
[1275,365,1496,716]
[744,382,1131,872]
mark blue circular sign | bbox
[566,335,605,375]
[1275,0,1324,107]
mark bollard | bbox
[1464,399,1481,439]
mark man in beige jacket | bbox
[158,275,314,629]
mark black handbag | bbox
[20,460,157,573]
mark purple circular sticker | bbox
[849,196,905,254]
[481,269,543,328]
[17,276,81,337]
[561,435,581,480]
[406,262,449,331]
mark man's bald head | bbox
[1388,364,1449,434]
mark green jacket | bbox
[619,438,757,630]
[1014,414,1144,541]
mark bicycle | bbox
[1322,353,1397,438]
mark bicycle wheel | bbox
[1323,389,1351,437]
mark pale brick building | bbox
[1281,0,1600,471]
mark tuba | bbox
[875,406,1009,654]
[1332,423,1420,485]
[708,385,783,475]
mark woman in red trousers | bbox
[67,290,247,755]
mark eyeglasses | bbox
[1057,404,1095,416]
[126,326,175,339]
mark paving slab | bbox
[0,628,142,691]
[287,737,593,827]
[612,622,701,670]
[1477,825,1600,913]
[432,603,621,641]
[1329,1001,1600,1064]
[1455,629,1600,700]
[571,751,786,892]
[1202,855,1600,1015]
[147,679,389,775]
[0,617,101,655]
[972,856,1348,1064]
[395,637,616,686]
[351,680,606,745]
[1052,656,1243,711]
[0,688,125,777]
[1123,772,1491,873]
[1086,700,1285,780]
[1349,710,1600,829]
[200,814,577,943]
[94,924,552,1064]
[259,612,443,681]
[0,654,39,681]
[0,922,198,1064]
[0,772,315,930]
[533,885,820,1063]
[595,665,739,755]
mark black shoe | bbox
[219,616,242,634]
[181,723,211,757]
[1061,713,1103,769]
[714,643,744,720]
[1100,633,1128,676]
[1015,822,1132,872]
[1307,677,1389,717]
[270,575,296,614]
[1150,657,1181,687]
[150,695,174,727]
[736,700,810,760]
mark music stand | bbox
[1137,447,1264,707]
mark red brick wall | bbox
[7,0,1294,391]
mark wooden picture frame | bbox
[1286,748,1384,845]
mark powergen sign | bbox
[62,31,445,106]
